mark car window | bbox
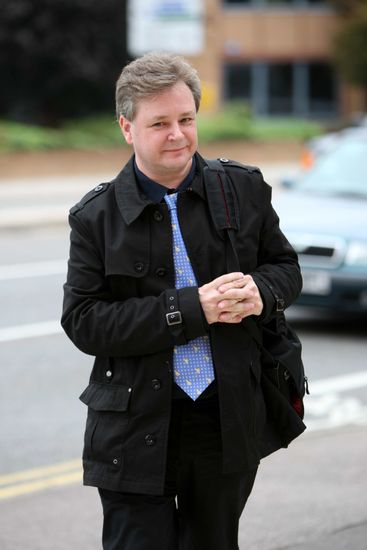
[298,140,367,198]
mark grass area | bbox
[0,117,122,152]
[197,103,254,142]
[250,118,324,141]
[0,105,324,153]
[198,103,323,142]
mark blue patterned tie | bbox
[164,192,215,400]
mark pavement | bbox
[239,424,367,550]
[0,425,366,549]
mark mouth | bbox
[164,146,187,153]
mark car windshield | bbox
[298,139,367,198]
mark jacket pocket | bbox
[80,382,132,469]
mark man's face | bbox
[119,80,198,186]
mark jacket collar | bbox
[114,153,207,226]
[134,156,197,203]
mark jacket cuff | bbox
[178,286,209,341]
[251,275,276,322]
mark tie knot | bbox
[164,193,178,210]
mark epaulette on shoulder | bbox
[70,182,110,215]
[217,157,262,175]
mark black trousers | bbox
[98,395,257,550]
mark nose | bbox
[167,122,184,141]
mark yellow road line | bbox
[0,459,81,487]
[0,459,83,501]
[0,470,82,501]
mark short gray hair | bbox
[115,52,201,120]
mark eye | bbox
[152,121,165,128]
[180,117,194,124]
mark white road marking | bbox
[305,370,367,431]
[0,259,66,281]
[310,371,367,395]
[0,320,63,343]
[306,394,367,431]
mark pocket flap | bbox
[79,382,131,412]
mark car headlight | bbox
[345,241,367,266]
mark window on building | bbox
[268,64,293,114]
[224,64,251,101]
[224,0,251,4]
[223,1,327,5]
[223,61,337,117]
[309,62,337,114]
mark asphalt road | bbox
[0,200,367,548]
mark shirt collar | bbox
[134,156,197,203]
[114,153,206,226]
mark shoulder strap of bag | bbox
[203,158,240,271]
[203,158,263,347]
[203,158,308,399]
[203,159,239,233]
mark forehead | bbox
[135,81,196,119]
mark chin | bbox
[164,148,193,164]
[169,159,192,173]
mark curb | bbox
[0,173,115,230]
[0,207,69,229]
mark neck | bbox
[135,159,193,189]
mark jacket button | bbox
[105,370,112,378]
[112,457,119,465]
[153,210,163,222]
[155,267,166,277]
[145,434,156,446]
[134,262,144,273]
[151,379,161,391]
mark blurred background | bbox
[0,1,366,549]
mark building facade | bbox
[190,0,364,119]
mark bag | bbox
[244,277,309,419]
[203,158,309,450]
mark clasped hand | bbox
[198,272,263,325]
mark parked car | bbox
[274,132,367,313]
[300,117,367,169]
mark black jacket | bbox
[61,152,302,495]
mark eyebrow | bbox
[150,111,196,122]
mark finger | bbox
[217,298,240,310]
[218,279,246,294]
[219,300,255,318]
[213,272,245,290]
[218,312,243,323]
[218,287,255,303]
[218,274,252,294]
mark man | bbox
[62,52,302,550]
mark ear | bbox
[119,115,133,145]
